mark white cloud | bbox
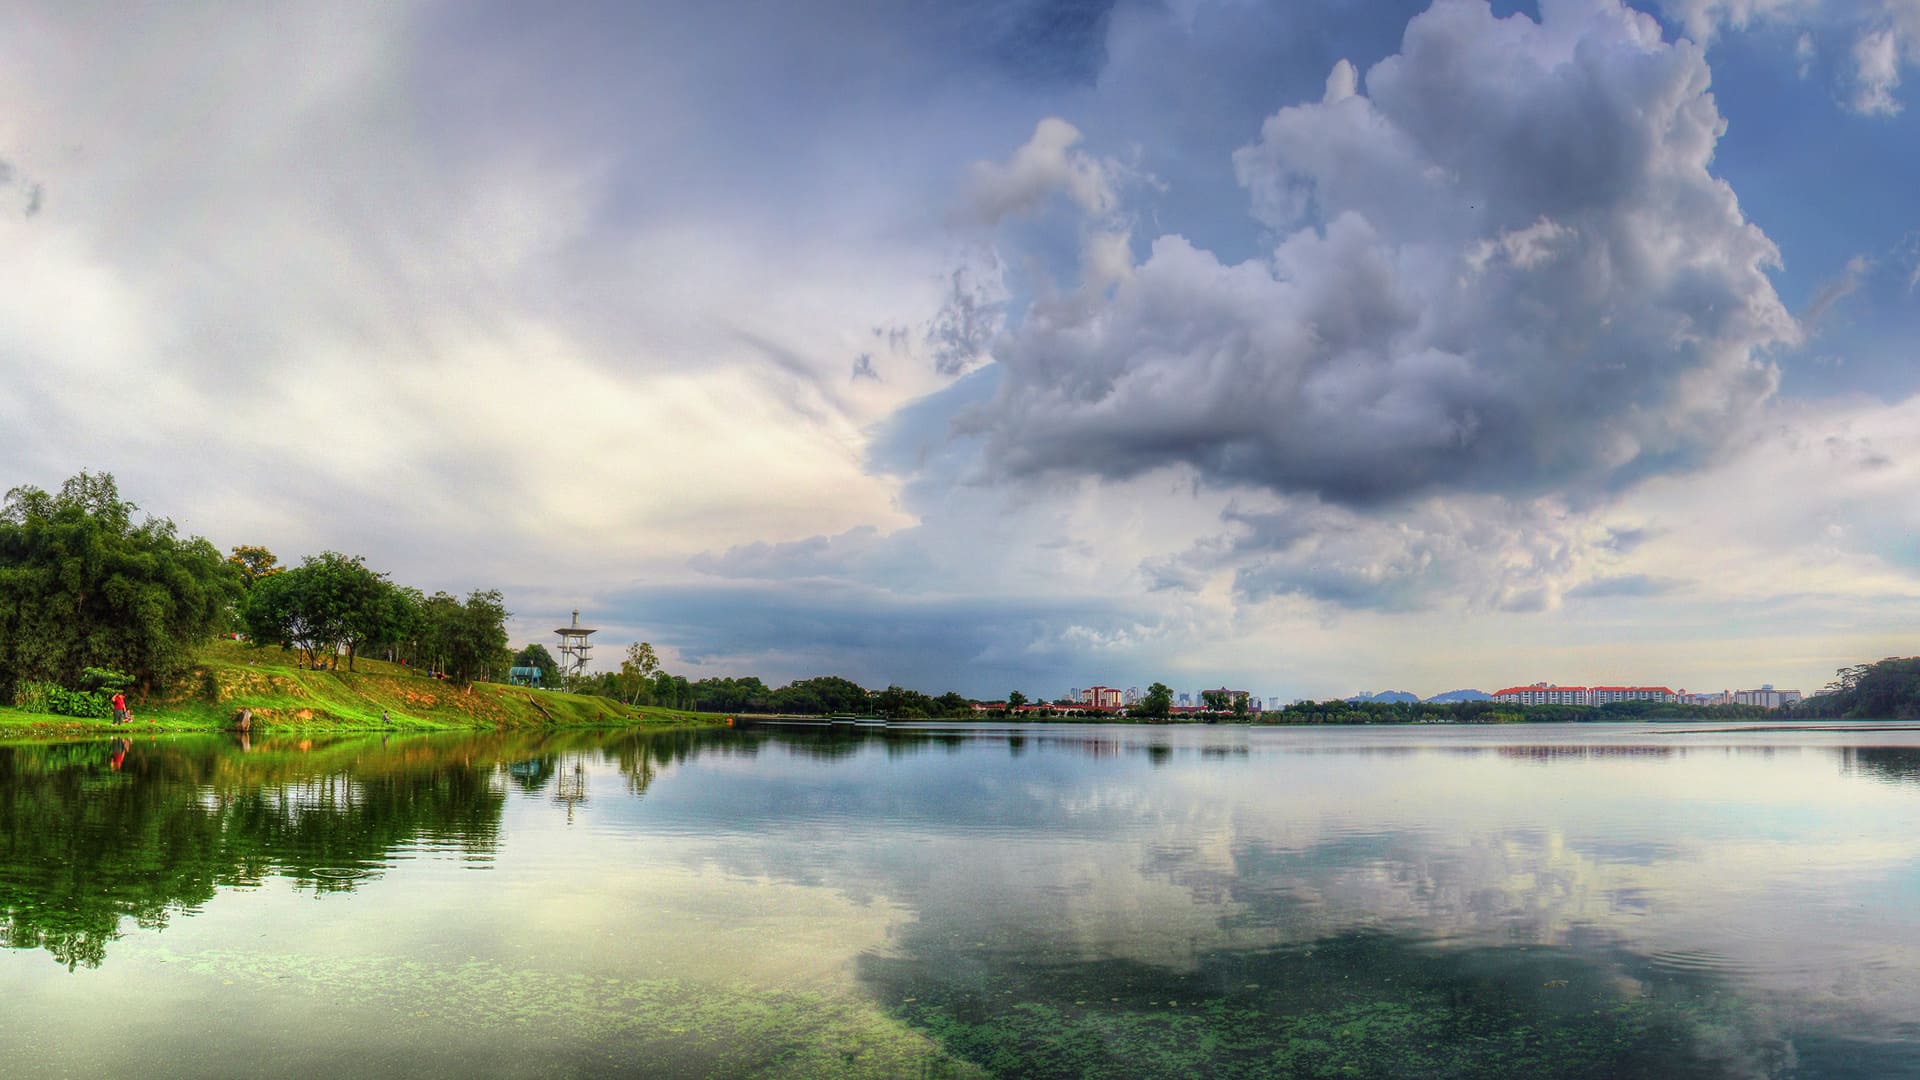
[1804,253,1876,324]
[1852,26,1906,113]
[0,1,982,591]
[954,117,1125,225]
[978,0,1795,508]
[1655,0,1920,116]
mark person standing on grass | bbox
[111,691,128,724]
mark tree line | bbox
[237,548,509,683]
[1787,657,1920,720]
[0,471,512,708]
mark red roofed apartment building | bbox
[1492,683,1678,706]
[1589,685,1678,705]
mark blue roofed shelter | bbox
[509,666,543,688]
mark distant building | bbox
[1732,684,1802,709]
[1176,693,1192,707]
[1492,683,1590,706]
[1078,685,1124,709]
[1494,683,1677,706]
[1123,686,1142,705]
[1589,686,1678,705]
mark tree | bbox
[241,569,336,670]
[329,555,401,672]
[1135,682,1173,719]
[875,685,932,718]
[426,589,510,685]
[1200,689,1231,712]
[240,551,392,671]
[226,546,283,590]
[618,642,661,705]
[514,643,559,678]
[0,471,235,695]
[1006,690,1028,713]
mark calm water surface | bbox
[5,722,1920,1078]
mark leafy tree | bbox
[513,643,558,676]
[329,555,401,672]
[242,564,341,670]
[1135,682,1173,719]
[875,684,933,718]
[368,584,425,665]
[1200,689,1231,712]
[773,675,869,715]
[0,471,235,695]
[424,589,510,685]
[618,642,661,705]
[651,671,691,710]
[226,545,283,590]
[933,691,971,717]
[240,551,391,671]
[1007,690,1028,712]
[1798,656,1920,719]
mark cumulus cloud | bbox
[1656,0,1819,41]
[954,116,1125,225]
[976,0,1795,507]
[1655,0,1920,115]
[1145,494,1647,614]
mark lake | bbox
[3,722,1919,1078]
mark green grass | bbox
[0,639,730,734]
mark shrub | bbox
[46,687,111,719]
[11,681,57,713]
[79,668,134,694]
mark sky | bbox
[3,0,1919,701]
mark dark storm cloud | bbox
[974,0,1796,507]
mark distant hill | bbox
[1424,689,1493,703]
[1345,690,1420,704]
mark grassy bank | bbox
[0,639,730,735]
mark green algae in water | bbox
[156,947,984,1079]
[868,932,1794,1080]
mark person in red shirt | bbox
[111,691,128,724]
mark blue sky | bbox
[3,0,1919,700]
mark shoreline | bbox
[0,708,729,739]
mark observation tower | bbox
[554,610,596,680]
